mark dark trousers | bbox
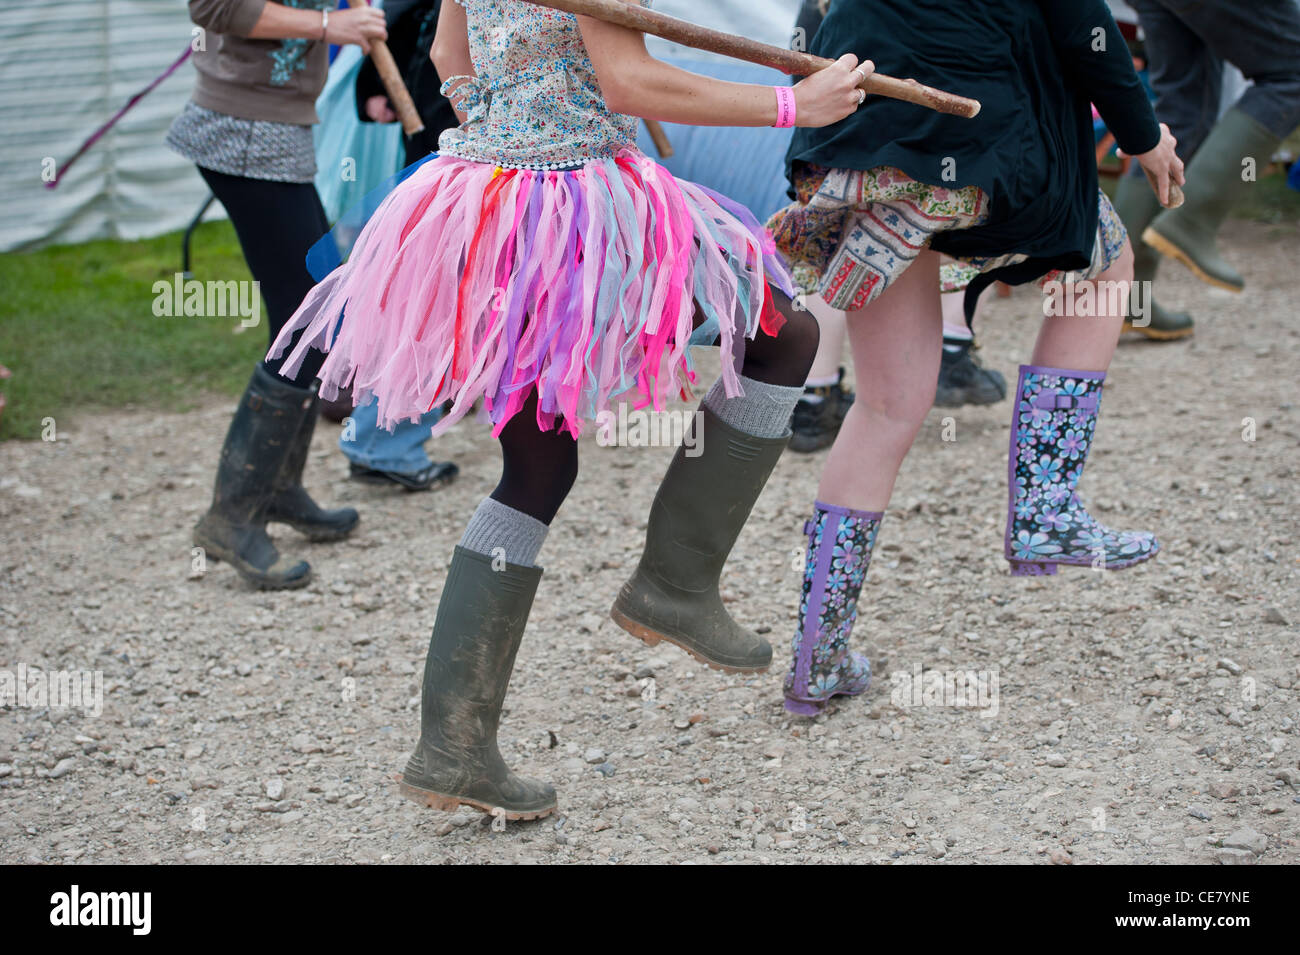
[198,166,330,388]
[1130,0,1300,162]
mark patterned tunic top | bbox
[437,0,646,170]
[167,102,318,183]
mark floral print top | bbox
[438,0,647,170]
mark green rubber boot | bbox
[400,546,556,820]
[264,388,360,541]
[1144,108,1281,293]
[611,406,785,673]
[1114,174,1194,340]
[193,365,313,589]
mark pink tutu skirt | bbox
[269,148,794,438]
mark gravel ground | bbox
[1,219,1297,865]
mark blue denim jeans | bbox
[1129,0,1300,160]
[340,398,442,475]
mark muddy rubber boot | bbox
[1144,108,1280,293]
[265,387,360,541]
[1005,365,1158,576]
[1114,174,1194,340]
[400,546,556,820]
[611,406,784,673]
[193,365,312,590]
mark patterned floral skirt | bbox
[767,164,1129,311]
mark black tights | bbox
[198,166,330,389]
[490,290,818,525]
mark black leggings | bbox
[198,166,330,388]
[491,290,818,525]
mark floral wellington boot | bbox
[784,502,881,716]
[1006,365,1158,575]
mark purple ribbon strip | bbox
[45,44,194,190]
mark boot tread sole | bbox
[192,530,312,590]
[397,778,556,821]
[1142,227,1243,293]
[1007,548,1158,576]
[610,605,770,675]
[1122,320,1194,341]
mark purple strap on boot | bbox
[1022,364,1103,412]
[1031,392,1100,412]
[46,45,194,190]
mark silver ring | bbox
[852,66,868,83]
[856,88,866,104]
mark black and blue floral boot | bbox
[784,501,881,716]
[1005,365,1158,576]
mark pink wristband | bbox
[773,86,797,128]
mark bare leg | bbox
[817,249,944,511]
[1030,239,1134,372]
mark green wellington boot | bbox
[193,365,314,589]
[611,406,785,673]
[1113,174,1194,340]
[264,388,360,541]
[1144,108,1281,293]
[400,546,556,820]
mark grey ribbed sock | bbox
[459,498,549,568]
[704,375,803,439]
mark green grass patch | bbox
[0,220,265,440]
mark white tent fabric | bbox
[0,1,212,253]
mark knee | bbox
[856,370,936,438]
[754,287,820,381]
[538,440,581,503]
[528,443,578,502]
[554,447,580,500]
[881,390,934,436]
[839,393,928,455]
[777,298,821,366]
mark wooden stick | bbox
[522,0,981,118]
[359,1,425,136]
[370,41,425,135]
[644,119,674,158]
